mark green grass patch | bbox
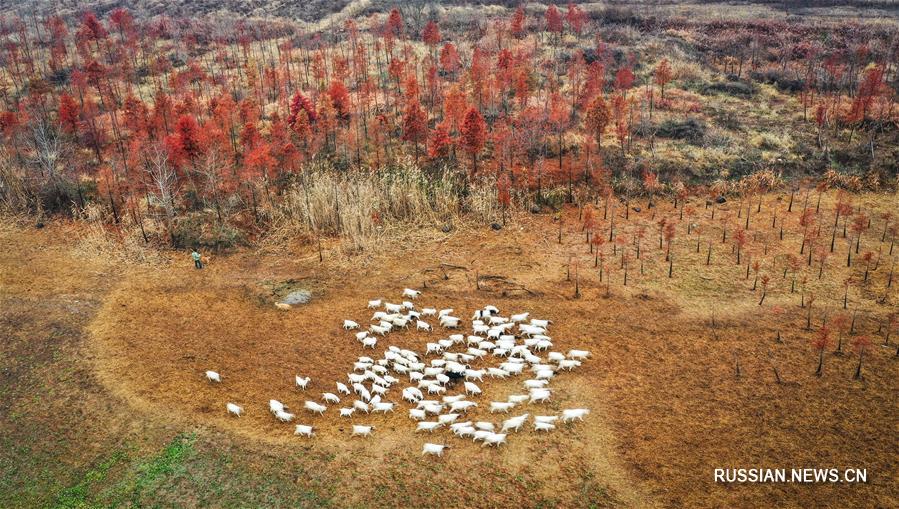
[53,451,126,509]
[113,433,196,507]
[50,433,196,509]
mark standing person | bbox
[191,249,203,269]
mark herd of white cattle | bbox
[205,288,590,457]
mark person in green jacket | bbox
[191,250,203,269]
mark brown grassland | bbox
[1,188,897,507]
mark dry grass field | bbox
[1,189,896,508]
[0,0,896,505]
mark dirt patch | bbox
[85,220,644,507]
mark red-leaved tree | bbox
[497,172,511,225]
[401,100,428,162]
[58,92,80,134]
[460,107,486,175]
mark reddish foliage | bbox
[654,59,673,98]
[583,205,596,232]
[611,93,629,150]
[460,107,487,170]
[566,3,586,36]
[402,100,428,145]
[614,67,634,91]
[1,6,894,246]
[174,114,203,162]
[585,95,610,147]
[428,121,452,159]
[497,172,512,209]
[812,325,831,351]
[288,92,317,129]
[385,9,404,38]
[242,141,275,181]
[239,121,261,152]
[422,20,441,46]
[545,5,563,34]
[443,84,467,132]
[851,334,872,354]
[510,7,526,38]
[78,12,107,43]
[58,93,80,134]
[327,81,351,120]
[122,95,149,135]
[439,43,461,75]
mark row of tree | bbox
[0,5,895,245]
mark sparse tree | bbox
[758,274,770,305]
[831,312,849,355]
[460,107,486,175]
[497,173,511,225]
[851,335,872,380]
[812,325,830,377]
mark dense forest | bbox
[0,2,896,249]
